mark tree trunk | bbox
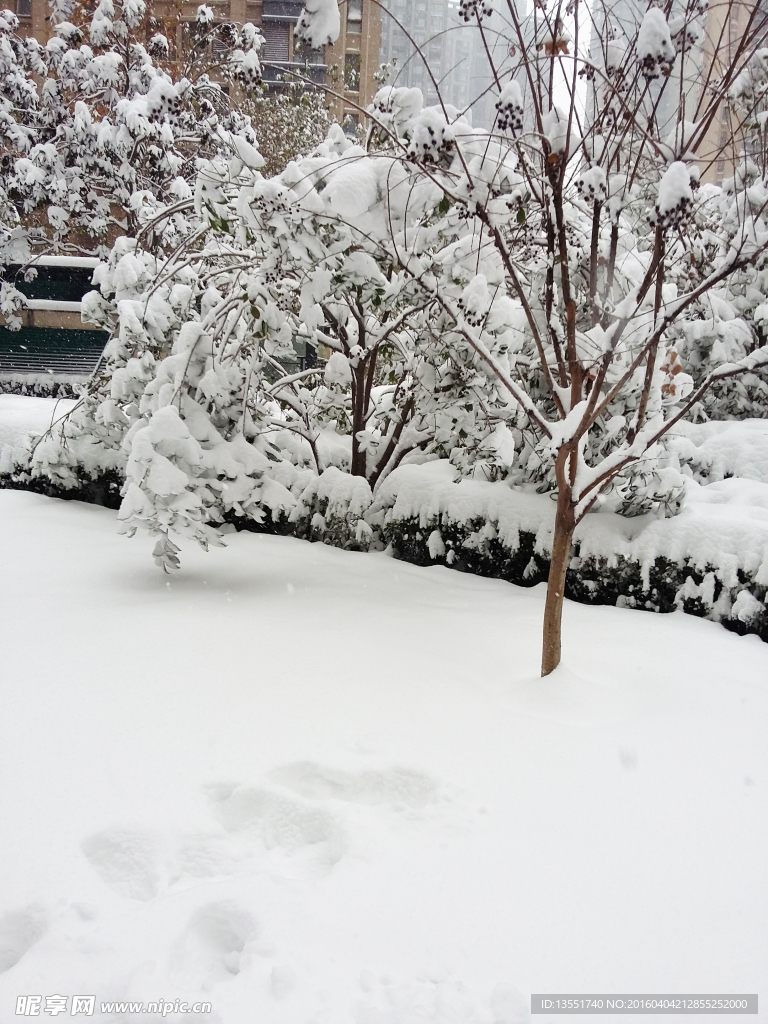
[541,489,576,677]
[350,360,367,478]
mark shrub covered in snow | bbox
[0,0,264,265]
[370,461,768,643]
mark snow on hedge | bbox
[0,395,76,470]
[2,397,768,636]
[371,458,768,591]
[667,419,768,483]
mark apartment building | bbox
[13,0,381,123]
[325,0,382,126]
[379,0,478,113]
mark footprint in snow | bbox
[268,762,440,812]
[207,783,345,876]
[352,977,529,1024]
[171,902,257,986]
[0,906,48,974]
[81,828,163,902]
[171,833,238,884]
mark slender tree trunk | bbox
[541,487,576,677]
[350,360,367,478]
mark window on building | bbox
[262,21,291,62]
[344,52,361,91]
[347,0,363,33]
[15,0,32,17]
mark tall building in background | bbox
[586,0,768,186]
[695,0,768,183]
[325,0,382,127]
[378,0,527,127]
[586,0,703,149]
[378,0,477,115]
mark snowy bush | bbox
[291,466,374,550]
[0,0,263,262]
[371,462,768,643]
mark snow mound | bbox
[668,418,768,483]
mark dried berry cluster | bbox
[576,170,607,204]
[458,0,493,23]
[495,95,524,134]
[217,22,237,46]
[406,123,453,166]
[638,51,673,79]
[262,262,284,285]
[147,89,182,122]
[147,32,168,59]
[670,21,699,52]
[251,190,289,218]
[651,191,692,231]
[235,62,262,88]
[456,296,487,327]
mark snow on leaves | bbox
[651,161,694,230]
[636,8,675,79]
[295,0,340,48]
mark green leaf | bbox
[516,206,526,224]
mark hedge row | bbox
[2,466,766,644]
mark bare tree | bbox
[353,0,768,673]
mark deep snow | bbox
[0,489,766,1023]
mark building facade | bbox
[325,0,381,127]
[13,0,381,125]
[378,0,526,127]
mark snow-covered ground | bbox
[0,394,77,459]
[0,488,766,1024]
